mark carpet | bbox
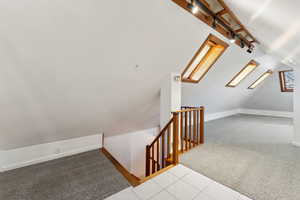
[0,150,130,200]
[180,114,300,200]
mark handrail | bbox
[150,117,174,147]
[145,106,205,177]
[173,107,204,113]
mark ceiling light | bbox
[229,38,236,44]
[229,32,236,44]
[212,17,217,29]
[187,1,199,14]
[240,41,245,48]
[191,5,199,14]
[247,45,254,54]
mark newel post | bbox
[172,112,179,165]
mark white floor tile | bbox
[166,179,199,200]
[181,171,213,191]
[152,172,179,188]
[167,164,193,178]
[150,191,177,200]
[202,181,240,200]
[105,165,250,200]
[132,180,163,200]
[105,187,139,200]
[194,192,215,200]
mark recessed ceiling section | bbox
[182,34,228,83]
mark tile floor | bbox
[105,164,253,200]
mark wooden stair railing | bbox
[145,106,204,177]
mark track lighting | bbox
[191,5,199,14]
[212,16,217,29]
[240,41,245,48]
[187,0,257,54]
[188,0,199,14]
[247,45,254,54]
[229,31,236,44]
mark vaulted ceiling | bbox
[224,0,300,66]
[0,0,294,150]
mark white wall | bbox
[104,127,158,178]
[293,66,300,145]
[0,134,102,172]
[181,45,281,115]
[160,73,181,128]
[0,151,4,171]
[242,66,293,112]
[0,0,287,150]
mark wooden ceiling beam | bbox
[220,16,231,26]
[216,9,227,16]
[235,28,244,33]
[199,0,210,8]
[216,0,259,44]
[171,0,252,48]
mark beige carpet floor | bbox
[180,114,299,200]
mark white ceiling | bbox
[224,0,300,66]
[0,0,288,150]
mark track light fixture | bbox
[247,45,254,54]
[212,16,217,29]
[189,0,256,54]
[188,0,199,14]
[191,5,199,14]
[229,31,236,44]
[240,40,245,48]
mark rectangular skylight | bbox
[226,60,259,87]
[181,34,228,83]
[248,70,273,89]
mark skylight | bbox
[279,70,294,92]
[181,34,228,83]
[226,60,259,87]
[248,70,273,89]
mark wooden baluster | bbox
[172,113,179,164]
[189,111,192,149]
[167,126,170,159]
[152,145,155,174]
[200,107,204,144]
[162,132,165,168]
[157,138,160,171]
[180,112,183,152]
[146,145,150,176]
[197,110,199,145]
[193,110,196,147]
[185,111,188,151]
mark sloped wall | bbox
[241,66,294,112]
[0,0,281,150]
[181,49,280,114]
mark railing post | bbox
[172,112,179,165]
[145,145,150,176]
[200,106,205,144]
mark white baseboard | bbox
[239,109,293,118]
[205,109,240,122]
[0,134,102,172]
